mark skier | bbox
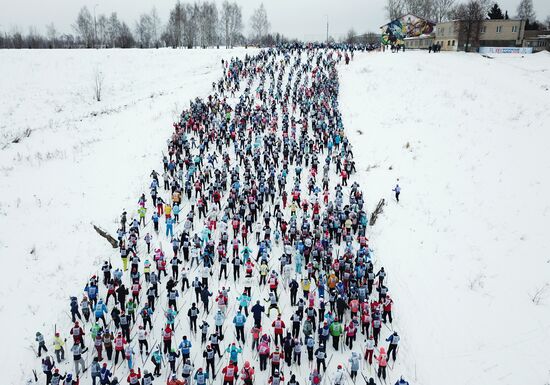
[332,365,345,385]
[375,347,388,381]
[364,335,374,365]
[240,361,255,385]
[348,352,360,381]
[178,335,192,361]
[194,367,209,385]
[221,361,238,385]
[70,343,87,376]
[386,332,400,362]
[392,183,401,202]
[127,368,142,385]
[394,377,409,385]
[268,369,284,385]
[188,303,200,333]
[34,332,49,358]
[233,310,247,343]
[98,363,112,385]
[53,332,65,363]
[41,355,54,384]
[329,318,343,351]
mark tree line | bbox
[0,1,282,49]
[385,0,549,29]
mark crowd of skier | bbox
[30,44,408,385]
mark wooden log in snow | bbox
[92,224,119,248]
[369,198,385,226]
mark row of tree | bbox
[0,1,276,49]
[385,0,550,29]
[441,0,548,52]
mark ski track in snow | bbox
[0,48,256,385]
[3,48,550,385]
[8,48,403,385]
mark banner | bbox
[479,47,533,54]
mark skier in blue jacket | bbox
[94,299,108,327]
[225,342,242,364]
[233,310,247,343]
[178,336,192,361]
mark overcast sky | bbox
[1,0,549,40]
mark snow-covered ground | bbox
[0,48,254,384]
[339,50,550,385]
[2,48,550,385]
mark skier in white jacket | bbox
[333,365,346,385]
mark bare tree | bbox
[516,0,536,21]
[231,5,243,47]
[182,3,199,48]
[345,28,357,44]
[433,0,456,22]
[74,6,94,47]
[250,3,270,45]
[96,14,108,48]
[135,13,153,48]
[221,1,231,48]
[107,12,121,48]
[150,7,161,48]
[93,68,104,102]
[46,23,57,48]
[452,0,487,52]
[361,32,382,45]
[198,2,219,48]
[166,1,185,48]
[220,1,243,48]
[117,22,135,48]
[386,0,457,21]
[545,15,550,29]
[405,0,434,19]
[12,26,24,49]
[27,26,41,48]
[386,0,405,20]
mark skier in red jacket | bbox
[70,322,85,348]
[126,368,141,384]
[269,346,284,376]
[222,362,239,385]
[271,316,285,346]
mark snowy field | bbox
[1,48,549,385]
[0,48,254,384]
[339,50,550,385]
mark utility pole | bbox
[93,4,98,48]
[325,15,329,46]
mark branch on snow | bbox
[530,283,549,305]
[92,223,119,248]
[369,198,385,226]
